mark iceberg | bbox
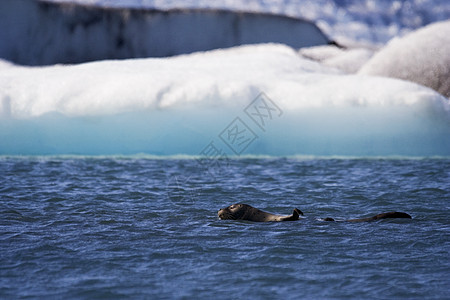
[359,20,450,98]
[299,45,375,74]
[43,0,450,46]
[0,0,330,65]
[1,44,449,156]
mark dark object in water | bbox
[218,203,303,222]
[324,212,412,222]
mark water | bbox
[1,157,449,299]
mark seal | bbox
[218,203,303,222]
[324,211,412,222]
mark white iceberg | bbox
[1,44,448,156]
[359,20,450,98]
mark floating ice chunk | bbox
[0,0,330,65]
[322,48,374,73]
[0,44,448,156]
[300,45,375,73]
[359,20,450,98]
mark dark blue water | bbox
[1,157,449,299]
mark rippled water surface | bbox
[1,157,449,299]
